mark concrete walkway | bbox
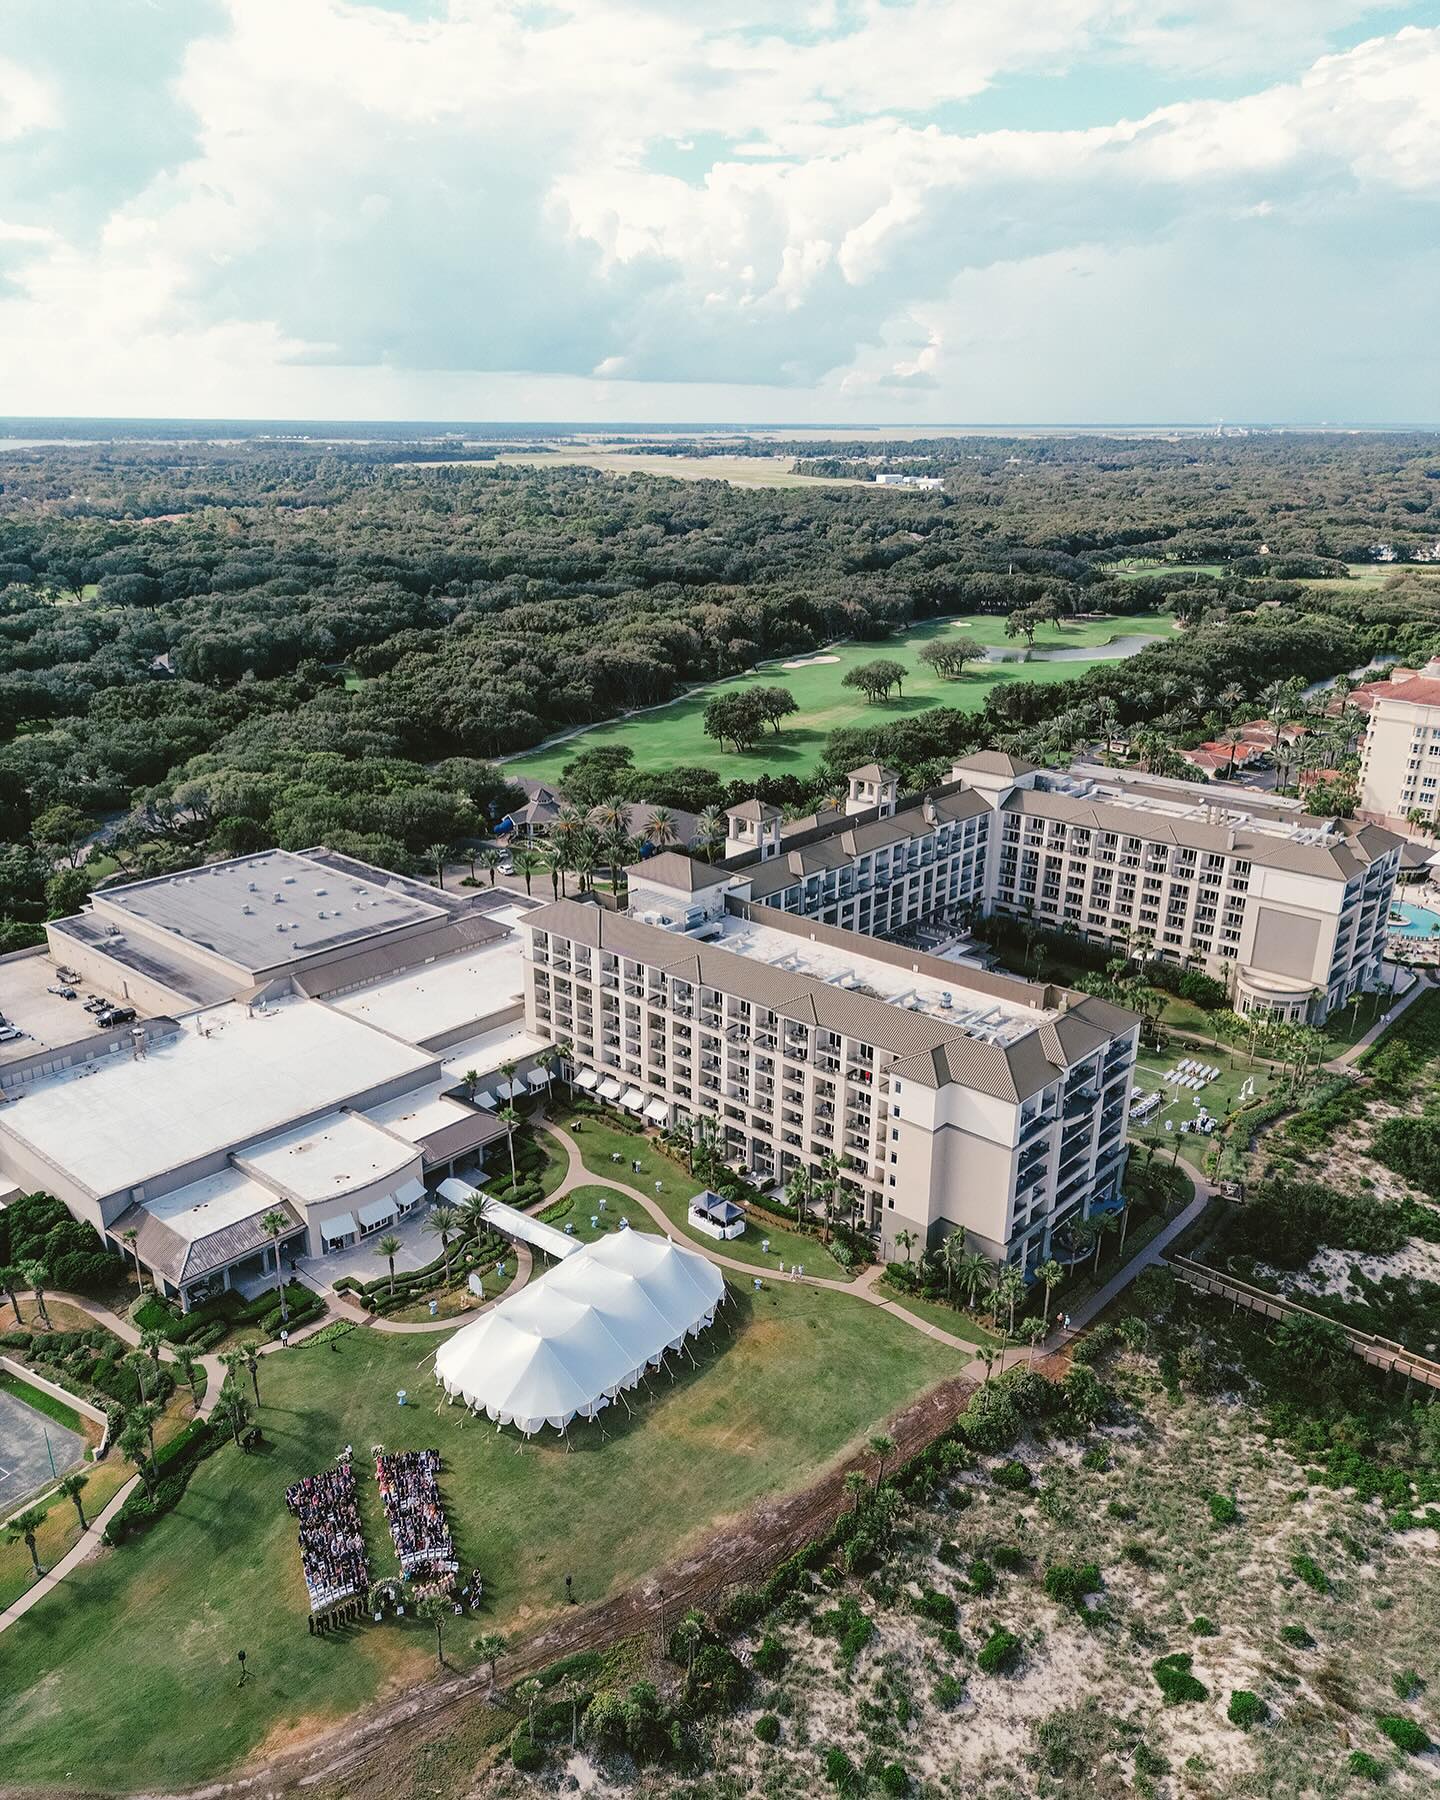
[1324,971,1429,1073]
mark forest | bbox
[0,431,1438,941]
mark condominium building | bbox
[722,754,1400,1025]
[522,888,1138,1268]
[1356,661,1440,825]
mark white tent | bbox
[434,1229,726,1436]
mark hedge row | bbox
[335,1229,506,1311]
[1,1324,173,1412]
[103,1414,229,1546]
[139,1281,320,1346]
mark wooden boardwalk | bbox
[1169,1253,1440,1393]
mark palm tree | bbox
[557,1672,585,1747]
[977,1346,997,1387]
[674,1609,705,1678]
[376,1233,403,1296]
[959,1251,989,1310]
[498,1058,519,1103]
[423,1202,461,1282]
[511,849,539,896]
[894,1228,916,1265]
[140,1327,166,1370]
[21,1262,50,1329]
[478,849,501,888]
[936,1230,968,1296]
[124,1347,158,1403]
[57,1470,89,1531]
[552,1037,574,1099]
[784,1164,812,1219]
[217,1387,252,1447]
[473,1631,505,1688]
[0,1264,23,1325]
[134,1398,162,1468]
[691,807,726,861]
[497,1105,522,1181]
[424,843,451,889]
[569,839,597,894]
[1037,1258,1063,1325]
[261,1209,292,1323]
[997,1264,1026,1336]
[121,1227,146,1292]
[241,1341,263,1406]
[866,1432,895,1491]
[418,1594,450,1668]
[516,1677,544,1737]
[119,1419,155,1495]
[7,1506,48,1581]
[816,1150,840,1242]
[843,1469,869,1512]
[1020,1316,1048,1366]
[643,808,677,850]
[535,1044,559,1099]
[537,842,565,901]
[174,1344,204,1411]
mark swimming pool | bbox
[1388,900,1440,938]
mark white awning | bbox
[435,1230,726,1436]
[620,1086,645,1109]
[575,1068,599,1090]
[437,1179,579,1261]
[320,1212,357,1242]
[395,1178,427,1208]
[499,1079,526,1101]
[598,1077,624,1100]
[357,1196,397,1229]
[474,1090,498,1110]
[644,1098,669,1123]
[526,1069,550,1089]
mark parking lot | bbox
[0,949,137,1069]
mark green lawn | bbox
[544,1112,857,1281]
[0,1282,956,1791]
[873,1280,999,1348]
[1130,1041,1275,1172]
[508,612,1171,785]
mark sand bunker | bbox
[781,653,840,669]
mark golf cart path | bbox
[1323,970,1430,1072]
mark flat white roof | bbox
[236,1109,418,1203]
[329,934,527,1044]
[363,1081,474,1146]
[0,996,436,1197]
[440,1023,549,1084]
[93,849,445,976]
[713,913,1055,1046]
[142,1166,280,1245]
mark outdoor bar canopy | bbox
[433,1228,726,1436]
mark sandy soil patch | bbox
[780,653,841,669]
[1262,1237,1440,1302]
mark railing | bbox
[1170,1256,1440,1392]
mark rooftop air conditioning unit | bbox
[940,992,952,1008]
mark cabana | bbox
[687,1189,747,1240]
[434,1229,726,1436]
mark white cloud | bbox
[0,51,58,141]
[0,2,1435,419]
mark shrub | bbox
[932,1674,964,1709]
[1392,1669,1424,1701]
[816,1595,874,1671]
[991,1545,1027,1573]
[822,1745,858,1787]
[992,1458,1033,1492]
[1044,1562,1101,1612]
[1291,1553,1330,1594]
[1347,1750,1388,1783]
[1190,1616,1217,1637]
[916,1588,957,1627]
[1081,1444,1110,1471]
[1106,1499,1136,1522]
[937,1628,965,1658]
[1134,1742,1169,1778]
[510,1730,543,1771]
[977,1628,1022,1676]
[967,1557,996,1596]
[752,1635,788,1678]
[1152,1653,1208,1705]
[754,1714,780,1744]
[880,1763,910,1796]
[1209,1494,1239,1525]
[1280,1624,1314,1649]
[1376,1714,1431,1754]
[1228,1690,1267,1729]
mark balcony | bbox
[1020,1109,1054,1141]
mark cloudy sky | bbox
[1,0,1438,424]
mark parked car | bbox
[0,1026,25,1044]
[47,984,77,999]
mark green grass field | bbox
[546,1111,856,1281]
[1131,1042,1275,1172]
[1110,558,1440,592]
[508,612,1172,785]
[0,1279,956,1791]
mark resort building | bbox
[0,850,552,1307]
[716,754,1400,1025]
[1356,661,1440,826]
[523,891,1139,1268]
